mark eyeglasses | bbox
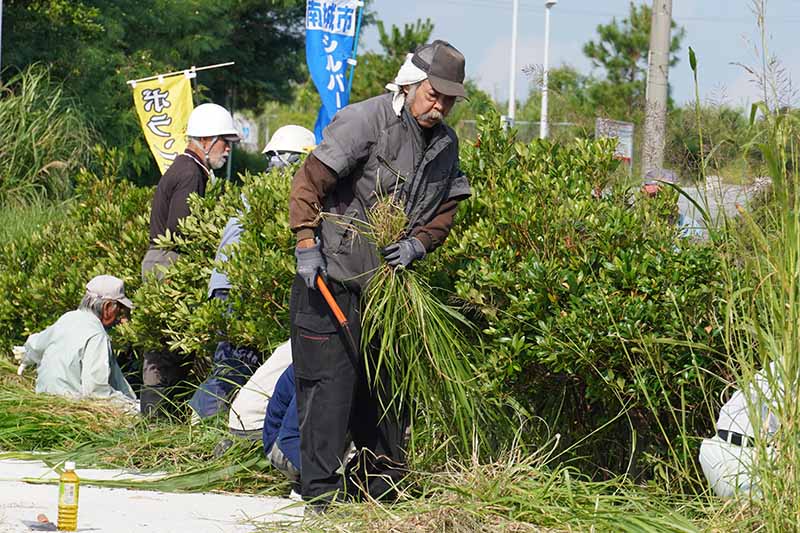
[216,137,238,148]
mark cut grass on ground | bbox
[0,358,286,494]
[0,351,762,532]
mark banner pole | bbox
[127,61,234,86]
[345,1,365,99]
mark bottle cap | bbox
[64,461,76,471]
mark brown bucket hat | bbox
[411,40,467,98]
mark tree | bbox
[4,0,308,184]
[200,0,307,109]
[582,1,685,118]
[349,18,433,103]
[517,65,596,140]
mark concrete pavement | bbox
[0,459,302,533]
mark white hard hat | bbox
[186,103,241,140]
[262,125,316,154]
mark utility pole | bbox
[642,0,672,174]
[505,0,520,129]
[540,0,557,139]
[1,0,4,84]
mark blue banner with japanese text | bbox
[306,0,359,142]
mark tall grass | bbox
[623,6,800,528]
[0,199,72,246]
[688,3,800,529]
[358,195,511,460]
[714,105,800,530]
[0,64,94,206]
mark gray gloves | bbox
[381,237,426,269]
[295,239,327,289]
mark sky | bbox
[361,0,800,110]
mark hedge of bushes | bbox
[0,113,728,475]
[438,116,727,472]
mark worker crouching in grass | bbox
[288,40,471,509]
[14,275,138,413]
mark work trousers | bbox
[140,349,193,417]
[289,276,407,503]
[188,341,261,419]
[699,434,770,498]
[141,248,179,282]
[140,247,187,417]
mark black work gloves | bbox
[381,237,426,269]
[295,239,327,289]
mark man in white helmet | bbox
[141,103,241,280]
[262,125,316,170]
[140,102,240,416]
[187,125,314,423]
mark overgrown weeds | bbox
[0,64,94,206]
[713,104,800,530]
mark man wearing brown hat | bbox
[288,40,471,506]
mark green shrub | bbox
[0,64,94,206]
[0,113,730,478]
[436,113,728,473]
[119,168,296,361]
[0,171,150,353]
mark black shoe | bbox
[344,448,407,502]
[303,495,334,514]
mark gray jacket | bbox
[312,93,471,289]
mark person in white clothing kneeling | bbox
[699,363,780,498]
[15,275,137,412]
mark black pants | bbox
[140,349,193,417]
[290,276,407,502]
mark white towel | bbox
[385,53,428,116]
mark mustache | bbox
[418,109,444,123]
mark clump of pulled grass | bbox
[359,195,510,460]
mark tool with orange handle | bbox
[316,275,360,360]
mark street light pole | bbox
[506,0,520,129]
[540,0,557,139]
[1,0,4,84]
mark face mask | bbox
[267,152,301,170]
